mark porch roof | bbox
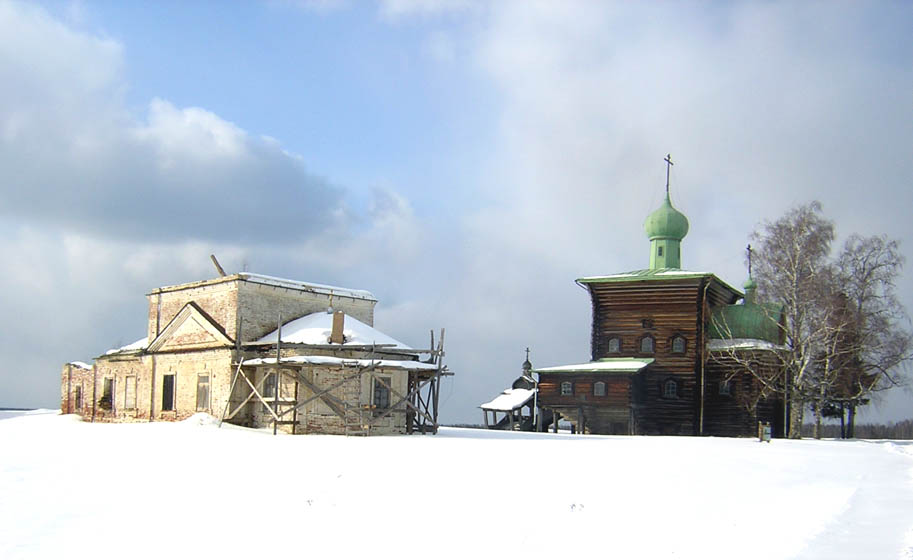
[480,388,536,412]
[534,358,653,374]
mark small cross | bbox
[664,154,674,196]
[525,347,530,361]
[746,244,753,276]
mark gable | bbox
[148,302,233,352]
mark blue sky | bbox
[2,0,912,424]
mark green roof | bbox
[577,269,743,296]
[708,300,783,343]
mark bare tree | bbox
[825,234,912,437]
[751,202,835,438]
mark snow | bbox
[2,411,913,560]
[241,355,440,371]
[535,358,653,373]
[480,388,536,411]
[104,336,148,355]
[66,361,92,370]
[255,311,411,349]
[708,338,788,351]
[239,272,376,301]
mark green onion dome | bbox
[644,194,690,241]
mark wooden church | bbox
[534,157,786,437]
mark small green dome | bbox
[644,195,690,241]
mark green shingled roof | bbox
[577,269,743,296]
[707,279,783,343]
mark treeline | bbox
[801,419,913,439]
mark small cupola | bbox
[644,154,689,269]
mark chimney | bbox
[330,311,345,344]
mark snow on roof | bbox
[254,312,411,349]
[534,358,653,374]
[239,273,376,301]
[104,337,148,355]
[240,355,439,371]
[67,361,92,370]
[480,388,536,411]
[707,338,787,352]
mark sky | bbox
[2,0,912,424]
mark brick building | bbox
[61,273,448,435]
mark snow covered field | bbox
[2,410,912,560]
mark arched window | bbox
[640,335,655,354]
[663,379,677,399]
[594,381,606,397]
[607,337,621,354]
[672,335,686,354]
[560,381,573,396]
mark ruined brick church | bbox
[62,271,448,435]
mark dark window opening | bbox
[374,377,391,409]
[263,371,277,399]
[196,374,210,411]
[607,337,621,354]
[663,379,678,399]
[658,246,664,257]
[594,381,606,397]
[672,336,686,354]
[162,374,175,411]
[640,336,655,354]
[74,385,83,409]
[99,378,114,410]
[560,381,573,396]
[719,380,731,396]
[642,319,654,329]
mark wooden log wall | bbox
[585,277,741,435]
[704,352,785,437]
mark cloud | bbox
[0,3,346,245]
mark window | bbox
[196,374,210,411]
[672,335,686,354]
[124,375,136,409]
[607,337,621,354]
[719,380,731,396]
[99,378,114,410]
[74,385,83,409]
[374,377,391,409]
[641,319,654,329]
[560,381,573,396]
[657,246,664,257]
[263,371,277,399]
[162,374,175,411]
[663,379,678,399]
[640,335,655,354]
[594,381,606,397]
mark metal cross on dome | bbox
[747,244,753,276]
[664,154,674,196]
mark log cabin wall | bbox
[704,352,785,437]
[537,374,632,434]
[585,276,741,435]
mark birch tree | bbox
[751,201,835,438]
